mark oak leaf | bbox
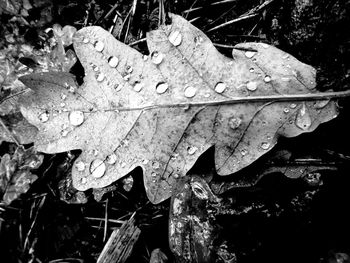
[19,14,338,204]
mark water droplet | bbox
[69,111,84,126]
[39,111,49,122]
[133,82,144,92]
[90,159,106,178]
[121,162,126,168]
[204,93,210,98]
[261,142,270,150]
[68,85,75,93]
[96,72,105,82]
[245,51,256,58]
[156,82,168,94]
[151,172,157,177]
[114,84,121,91]
[93,66,99,72]
[94,41,104,52]
[240,149,248,156]
[151,51,164,65]
[314,99,330,109]
[290,103,297,109]
[123,74,130,81]
[61,129,69,137]
[106,153,117,164]
[173,173,180,179]
[61,94,67,100]
[168,30,182,46]
[228,117,242,130]
[283,108,290,113]
[184,86,197,98]
[264,75,272,83]
[75,161,85,171]
[108,56,119,67]
[194,36,203,46]
[246,81,258,91]
[60,102,66,107]
[249,68,255,73]
[260,43,269,48]
[295,103,312,130]
[126,65,133,73]
[214,82,227,93]
[282,54,290,59]
[187,146,198,155]
[80,177,87,184]
[143,55,148,61]
[152,161,160,169]
[83,38,89,44]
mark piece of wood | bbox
[97,213,141,263]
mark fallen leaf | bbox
[0,146,43,205]
[19,14,339,204]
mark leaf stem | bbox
[108,90,350,112]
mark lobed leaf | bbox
[19,14,338,204]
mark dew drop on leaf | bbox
[151,172,157,177]
[133,82,144,92]
[126,65,133,73]
[83,38,89,44]
[246,81,258,91]
[94,41,104,52]
[93,66,99,72]
[168,30,182,46]
[69,111,84,126]
[143,55,148,61]
[90,159,106,178]
[214,82,227,93]
[228,117,242,130]
[240,149,248,156]
[290,103,297,109]
[295,103,312,130]
[261,142,270,150]
[249,68,255,73]
[283,108,290,113]
[314,99,330,109]
[108,56,119,67]
[114,84,121,91]
[96,72,105,82]
[187,146,198,155]
[264,75,272,83]
[194,36,203,46]
[106,153,117,164]
[61,129,69,137]
[184,86,197,98]
[75,161,86,171]
[152,161,160,169]
[173,173,180,179]
[81,177,87,184]
[38,111,49,123]
[245,51,256,58]
[151,51,164,65]
[156,82,169,94]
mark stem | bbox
[105,90,350,112]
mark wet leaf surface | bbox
[19,14,338,204]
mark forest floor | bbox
[1,0,350,262]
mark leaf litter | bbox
[19,13,341,204]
